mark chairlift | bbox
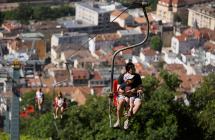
[108,1,150,128]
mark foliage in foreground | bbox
[15,72,215,140]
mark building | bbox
[188,2,215,30]
[117,29,144,45]
[75,2,125,26]
[110,10,136,28]
[61,1,124,33]
[156,0,212,23]
[51,32,89,47]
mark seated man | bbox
[113,62,143,129]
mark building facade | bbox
[156,0,212,23]
[51,32,89,47]
[188,2,215,30]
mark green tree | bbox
[16,4,33,24]
[142,75,159,100]
[160,70,182,91]
[190,73,215,140]
[150,36,162,52]
[149,0,158,10]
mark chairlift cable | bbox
[66,5,132,58]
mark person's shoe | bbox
[60,115,63,119]
[124,119,129,130]
[113,121,120,128]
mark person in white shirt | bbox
[54,92,66,119]
[35,88,44,112]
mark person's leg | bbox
[132,98,142,115]
[124,98,141,130]
[128,97,135,117]
[38,99,41,111]
[60,107,64,119]
[114,96,125,127]
[55,107,59,119]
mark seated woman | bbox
[35,88,44,112]
[114,62,143,130]
[53,92,66,119]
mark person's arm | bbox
[117,74,125,95]
[136,74,143,94]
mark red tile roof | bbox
[142,47,156,56]
[71,68,89,80]
[165,64,186,75]
[179,74,203,91]
[113,45,133,55]
[111,10,130,20]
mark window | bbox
[0,83,4,93]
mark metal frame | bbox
[109,3,150,127]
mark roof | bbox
[165,64,187,75]
[204,41,215,54]
[92,71,102,80]
[111,10,130,20]
[179,74,203,91]
[117,29,142,36]
[52,32,88,38]
[19,32,44,39]
[95,33,120,41]
[159,0,210,6]
[71,68,89,80]
[141,47,156,56]
[189,2,215,18]
[54,69,69,83]
[199,28,215,41]
[63,49,91,59]
[76,2,114,14]
[113,45,133,55]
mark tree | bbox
[148,0,158,11]
[150,36,162,52]
[18,73,215,140]
[190,73,215,140]
[142,75,159,100]
[16,4,33,24]
[160,70,182,91]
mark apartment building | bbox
[156,0,212,23]
[188,2,215,30]
[64,2,124,33]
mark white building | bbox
[75,2,125,26]
[171,35,199,54]
[188,2,215,30]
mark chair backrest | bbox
[113,80,118,107]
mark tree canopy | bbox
[2,4,75,24]
[2,73,215,139]
[150,36,162,52]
